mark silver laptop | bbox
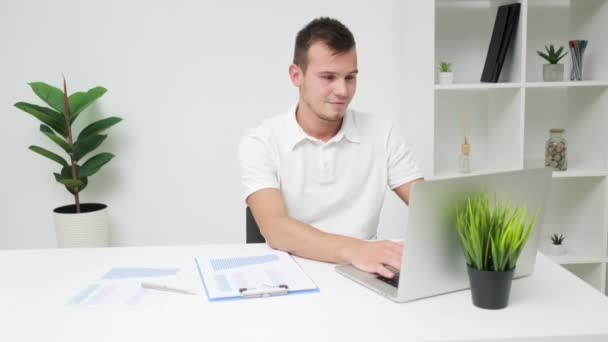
[336,168,552,303]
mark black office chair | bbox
[246,207,266,243]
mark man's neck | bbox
[295,102,343,143]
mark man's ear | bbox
[289,64,303,87]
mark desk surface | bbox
[1,244,608,342]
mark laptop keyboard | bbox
[376,273,400,288]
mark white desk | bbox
[2,244,608,342]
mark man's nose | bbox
[333,79,347,97]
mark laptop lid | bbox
[396,168,552,301]
[336,168,552,303]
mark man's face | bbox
[292,42,358,122]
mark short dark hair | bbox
[293,17,356,71]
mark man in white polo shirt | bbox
[239,17,423,278]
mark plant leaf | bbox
[74,134,107,161]
[14,102,68,138]
[40,125,73,154]
[29,145,68,167]
[79,153,114,178]
[28,82,66,114]
[68,86,107,122]
[58,165,88,194]
[78,117,122,140]
[58,178,83,188]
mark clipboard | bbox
[194,250,319,301]
[239,284,289,298]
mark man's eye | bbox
[346,75,356,81]
[322,75,335,80]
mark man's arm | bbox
[393,178,424,205]
[247,188,403,278]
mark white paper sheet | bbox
[196,250,318,300]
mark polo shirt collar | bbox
[285,102,360,150]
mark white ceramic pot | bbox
[542,64,564,82]
[439,72,454,84]
[53,203,109,248]
[548,243,567,256]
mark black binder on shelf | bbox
[480,3,521,83]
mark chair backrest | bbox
[246,207,266,243]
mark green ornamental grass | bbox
[455,193,537,272]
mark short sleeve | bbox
[238,128,280,202]
[386,124,424,189]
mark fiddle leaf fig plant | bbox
[14,78,122,213]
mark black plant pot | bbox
[467,265,515,310]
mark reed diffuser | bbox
[459,112,472,173]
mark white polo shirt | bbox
[238,104,423,239]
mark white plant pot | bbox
[542,64,564,82]
[439,72,454,84]
[548,244,567,256]
[54,203,109,248]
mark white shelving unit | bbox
[401,0,608,294]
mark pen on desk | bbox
[141,281,196,295]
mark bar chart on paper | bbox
[196,251,318,301]
[68,266,196,307]
[211,254,279,271]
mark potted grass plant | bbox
[455,192,538,309]
[537,45,568,82]
[438,61,454,84]
[14,78,122,248]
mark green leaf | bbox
[59,179,83,188]
[74,134,107,161]
[454,192,536,271]
[78,117,122,140]
[40,125,73,154]
[68,86,107,122]
[28,82,66,114]
[58,165,88,194]
[14,102,68,138]
[29,145,69,167]
[79,153,114,178]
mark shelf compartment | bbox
[538,178,606,260]
[524,87,608,172]
[434,88,523,176]
[436,0,523,84]
[527,0,608,82]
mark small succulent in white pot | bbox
[438,61,454,84]
[537,45,568,82]
[548,233,567,256]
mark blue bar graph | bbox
[211,254,279,271]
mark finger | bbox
[385,257,402,272]
[375,264,394,278]
[383,251,402,271]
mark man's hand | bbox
[341,240,403,278]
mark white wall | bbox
[0,0,413,249]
